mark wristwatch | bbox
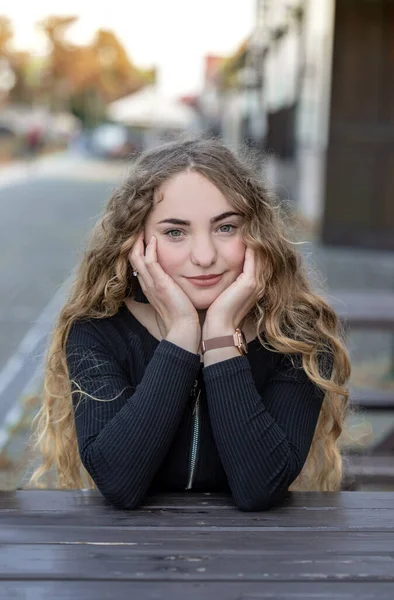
[201,328,248,355]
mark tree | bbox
[37,16,78,110]
[37,15,155,123]
[0,16,13,56]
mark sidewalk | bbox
[0,151,80,187]
[0,151,129,190]
[0,154,128,489]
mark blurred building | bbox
[199,55,226,137]
[261,0,331,231]
[201,0,394,251]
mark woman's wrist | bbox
[202,323,235,340]
[166,323,201,354]
[203,345,240,367]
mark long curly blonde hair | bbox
[27,138,351,492]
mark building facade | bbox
[257,0,394,250]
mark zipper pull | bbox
[190,379,198,397]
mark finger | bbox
[241,249,258,298]
[130,234,154,287]
[129,232,144,267]
[247,249,265,301]
[144,236,169,285]
[242,246,255,277]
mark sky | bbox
[5,0,256,98]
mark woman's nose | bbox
[190,236,217,266]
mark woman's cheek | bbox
[228,240,246,269]
[156,241,179,273]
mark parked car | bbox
[89,124,142,159]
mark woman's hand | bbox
[203,246,263,338]
[129,233,200,344]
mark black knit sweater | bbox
[66,303,329,511]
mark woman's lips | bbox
[186,274,224,287]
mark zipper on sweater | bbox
[185,379,201,490]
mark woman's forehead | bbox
[153,171,231,210]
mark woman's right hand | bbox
[129,233,201,351]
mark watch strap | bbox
[202,334,235,353]
[201,329,247,355]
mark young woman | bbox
[29,138,351,511]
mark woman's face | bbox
[144,170,246,310]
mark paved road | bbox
[0,155,127,424]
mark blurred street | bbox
[0,153,127,441]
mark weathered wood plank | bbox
[1,580,394,600]
[1,490,393,511]
[1,490,234,511]
[1,492,394,531]
[1,508,394,530]
[1,526,394,554]
[1,544,394,581]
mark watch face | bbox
[235,329,248,355]
[240,330,248,354]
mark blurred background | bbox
[0,0,393,490]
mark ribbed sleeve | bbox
[203,353,328,511]
[66,322,201,509]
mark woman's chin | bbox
[193,301,212,311]
[187,291,222,311]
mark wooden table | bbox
[1,490,394,599]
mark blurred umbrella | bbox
[107,85,196,130]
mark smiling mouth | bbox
[187,274,223,280]
[186,274,224,286]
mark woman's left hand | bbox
[203,246,263,338]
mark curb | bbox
[0,274,74,460]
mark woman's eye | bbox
[164,229,184,238]
[218,224,237,233]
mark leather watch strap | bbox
[201,329,248,355]
[202,334,235,353]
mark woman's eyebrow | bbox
[157,211,242,226]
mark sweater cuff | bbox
[155,339,201,366]
[203,355,250,381]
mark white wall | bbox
[296,0,336,222]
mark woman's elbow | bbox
[106,494,143,510]
[81,446,146,510]
[96,481,145,510]
[235,491,287,512]
[232,478,292,512]
[83,462,145,510]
